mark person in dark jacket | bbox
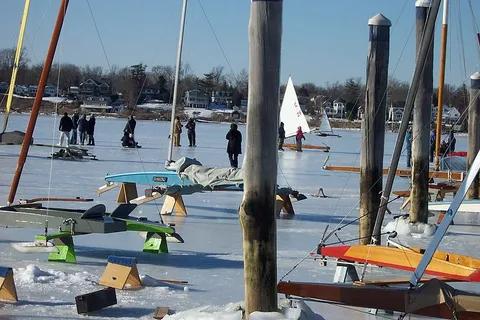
[124,115,136,135]
[58,112,73,147]
[445,130,456,155]
[78,114,88,145]
[186,118,196,147]
[226,123,242,168]
[86,114,96,146]
[405,126,412,168]
[429,129,436,162]
[69,111,79,145]
[278,122,286,151]
[121,115,137,147]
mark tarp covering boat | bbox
[440,155,467,171]
[173,157,243,188]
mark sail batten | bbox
[279,76,310,138]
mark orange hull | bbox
[320,245,480,282]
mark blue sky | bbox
[1,0,480,87]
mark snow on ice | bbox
[0,114,476,319]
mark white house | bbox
[432,105,461,124]
[211,90,232,105]
[184,89,209,108]
[27,85,38,97]
[323,99,346,118]
[14,85,28,96]
[240,99,248,112]
[44,85,58,97]
[388,101,405,122]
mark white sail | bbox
[318,109,333,133]
[280,76,310,138]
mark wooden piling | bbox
[239,0,282,317]
[467,72,480,199]
[359,14,390,245]
[410,0,434,223]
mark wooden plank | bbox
[277,280,480,319]
[284,143,330,151]
[323,165,465,181]
[355,277,459,286]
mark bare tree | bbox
[324,81,345,100]
[81,65,104,81]
[0,47,29,83]
[387,77,409,103]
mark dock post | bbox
[410,0,434,223]
[467,72,480,199]
[239,0,283,317]
[359,13,390,244]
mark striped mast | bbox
[434,0,449,171]
[2,0,31,133]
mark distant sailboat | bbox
[280,75,330,152]
[317,109,341,137]
[279,75,310,138]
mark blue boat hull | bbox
[105,172,193,186]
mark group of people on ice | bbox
[59,111,310,169]
[404,126,457,168]
[278,122,306,152]
[58,111,96,147]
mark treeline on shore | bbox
[0,47,470,122]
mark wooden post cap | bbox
[368,13,391,27]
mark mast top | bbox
[415,0,432,8]
[368,13,391,27]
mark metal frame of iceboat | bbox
[0,202,183,262]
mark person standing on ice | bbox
[295,126,305,152]
[405,126,412,168]
[69,110,79,145]
[173,116,183,147]
[58,112,73,147]
[226,123,242,168]
[445,130,456,155]
[278,122,285,151]
[429,129,436,162]
[78,114,88,145]
[86,114,96,146]
[186,118,196,147]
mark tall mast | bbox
[2,0,31,133]
[7,0,69,205]
[166,0,188,168]
[371,0,441,244]
[434,0,449,171]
